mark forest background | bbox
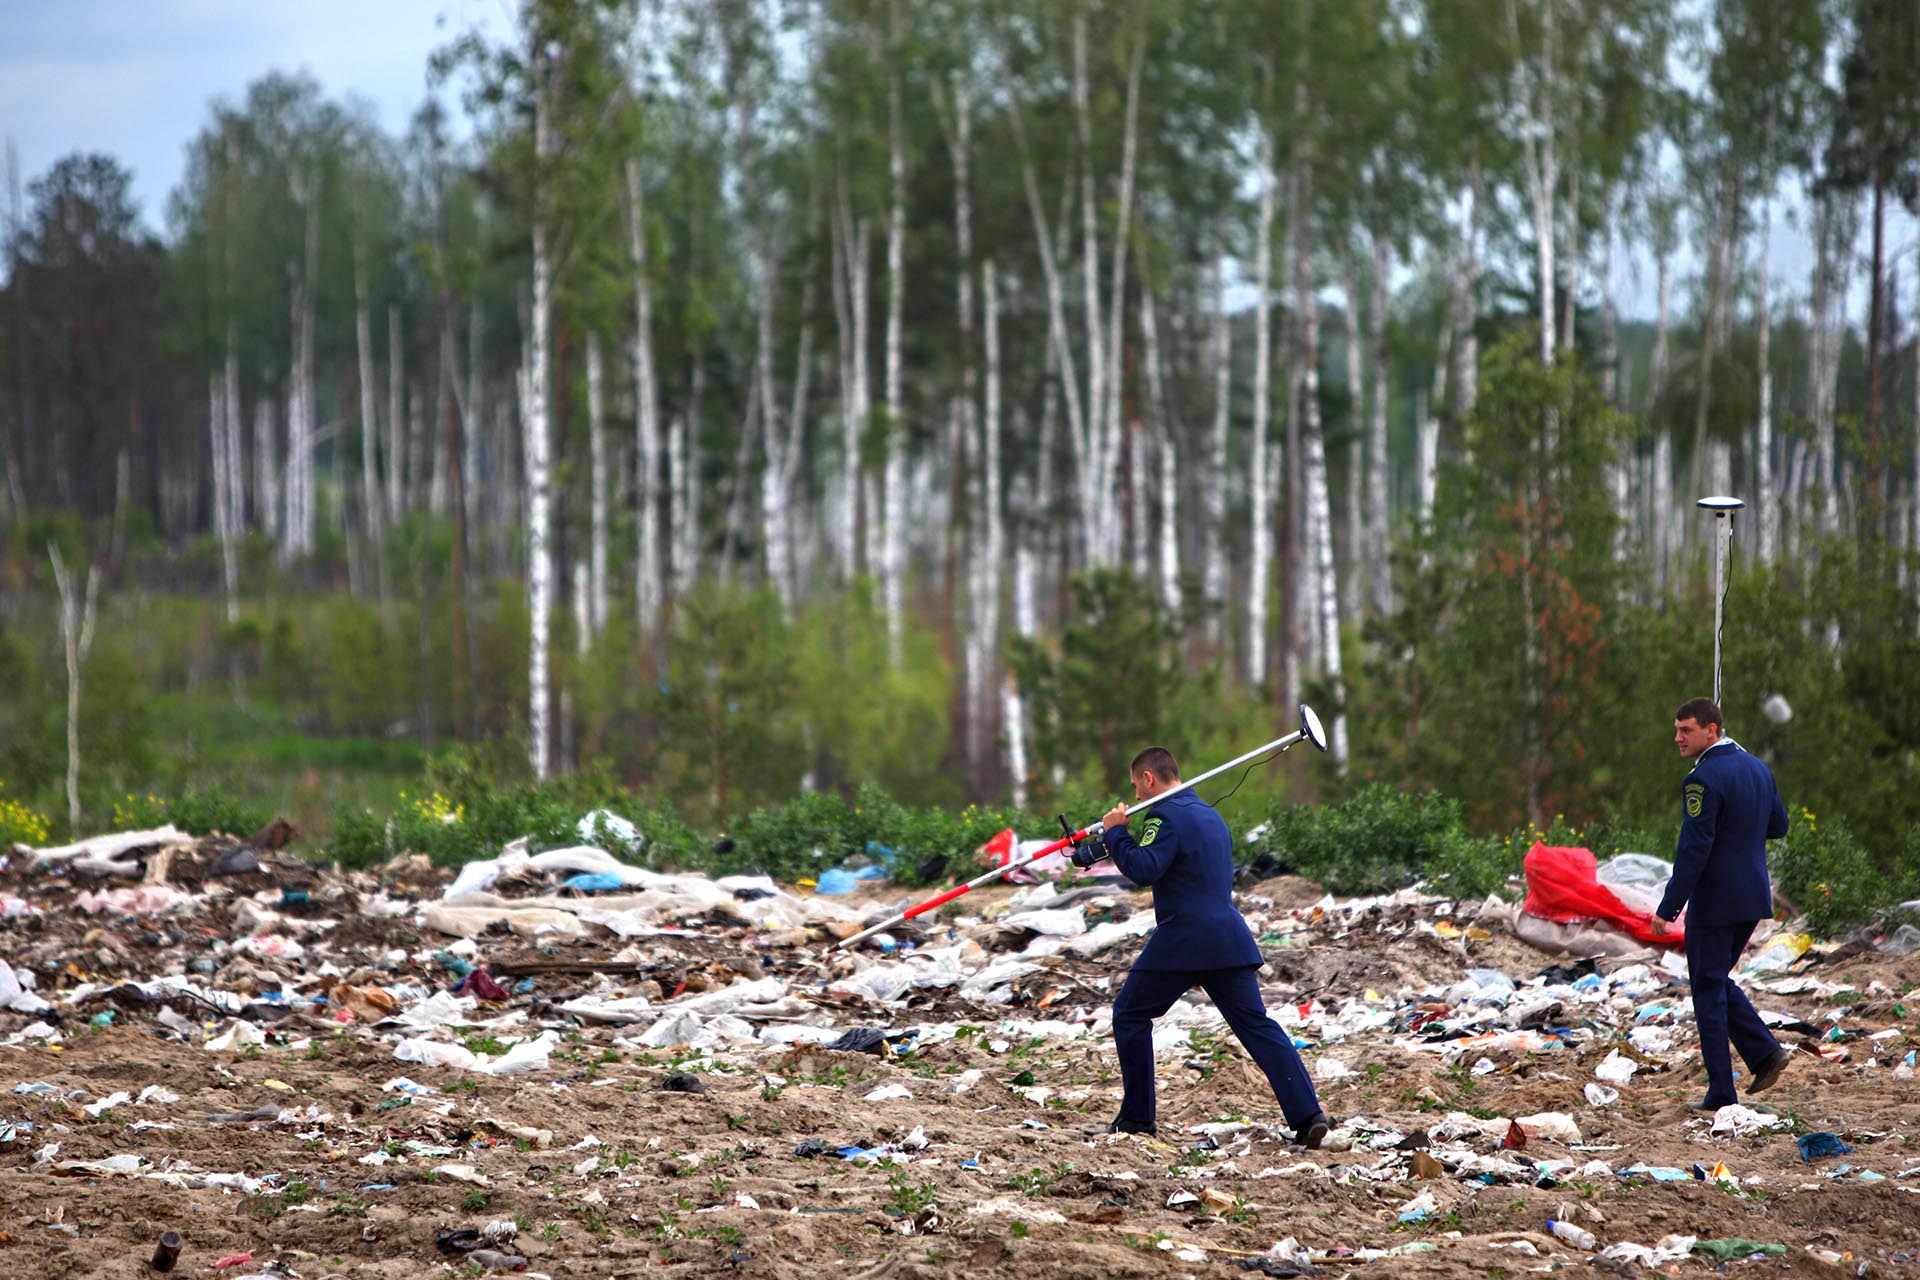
[2,0,1918,936]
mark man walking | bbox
[1073,745,1330,1146]
[1650,698,1795,1110]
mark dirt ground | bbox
[2,865,1917,1279]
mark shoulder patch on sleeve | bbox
[1684,781,1705,819]
[1139,816,1164,846]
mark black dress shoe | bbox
[1746,1047,1795,1094]
[1293,1112,1331,1149]
[1083,1117,1156,1136]
[1690,1099,1732,1112]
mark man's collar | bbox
[1702,737,1740,756]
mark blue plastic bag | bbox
[815,865,888,895]
[562,872,627,893]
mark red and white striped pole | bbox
[834,705,1328,950]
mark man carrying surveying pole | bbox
[1070,745,1331,1147]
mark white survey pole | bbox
[1697,495,1744,706]
[833,706,1330,950]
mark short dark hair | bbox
[1674,697,1722,729]
[1130,746,1180,780]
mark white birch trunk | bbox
[1138,285,1178,614]
[882,50,908,654]
[1099,36,1145,568]
[1367,236,1391,613]
[1453,167,1482,416]
[282,286,304,563]
[464,301,482,572]
[355,256,382,547]
[1415,385,1439,535]
[573,560,590,658]
[1071,11,1108,567]
[1009,106,1091,556]
[209,375,238,622]
[1340,265,1364,621]
[1005,472,1038,810]
[1507,0,1556,364]
[1648,220,1674,587]
[1294,163,1346,768]
[976,258,1004,776]
[760,279,811,611]
[289,168,320,556]
[254,394,278,542]
[1601,206,1629,567]
[836,187,871,583]
[1755,187,1776,565]
[1204,247,1231,645]
[587,331,609,636]
[1246,125,1276,684]
[1812,192,1858,538]
[668,414,689,591]
[626,160,664,632]
[386,306,404,526]
[526,48,555,781]
[1157,424,1180,617]
[47,544,98,830]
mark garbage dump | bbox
[1,821,1916,1277]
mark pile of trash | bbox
[2,817,1917,1277]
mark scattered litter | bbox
[1796,1132,1855,1162]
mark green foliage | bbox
[789,584,955,806]
[1247,784,1498,897]
[1012,569,1235,799]
[720,782,1023,887]
[109,787,265,838]
[657,584,806,822]
[317,599,411,734]
[0,783,52,848]
[1771,805,1913,939]
[1410,336,1629,830]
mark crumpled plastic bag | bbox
[1593,1050,1638,1084]
[0,961,51,1015]
[1523,843,1679,948]
[577,809,644,853]
[392,1030,557,1075]
[74,884,182,915]
[1708,1104,1788,1136]
[1795,1131,1854,1162]
[1594,853,1674,917]
[1740,932,1811,974]
[815,866,887,895]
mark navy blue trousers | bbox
[1685,920,1782,1107]
[1111,964,1321,1130]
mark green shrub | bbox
[1245,784,1483,897]
[326,749,710,872]
[1770,805,1912,939]
[0,782,52,848]
[110,788,265,838]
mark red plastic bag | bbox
[979,828,1016,869]
[1522,842,1682,948]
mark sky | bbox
[1,1,1912,324]
[0,0,485,232]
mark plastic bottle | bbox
[1546,1219,1597,1251]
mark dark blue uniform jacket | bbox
[1100,790,1263,971]
[1656,738,1789,927]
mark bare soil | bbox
[2,862,1916,1278]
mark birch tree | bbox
[1710,0,1825,566]
[626,158,664,634]
[47,544,99,830]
